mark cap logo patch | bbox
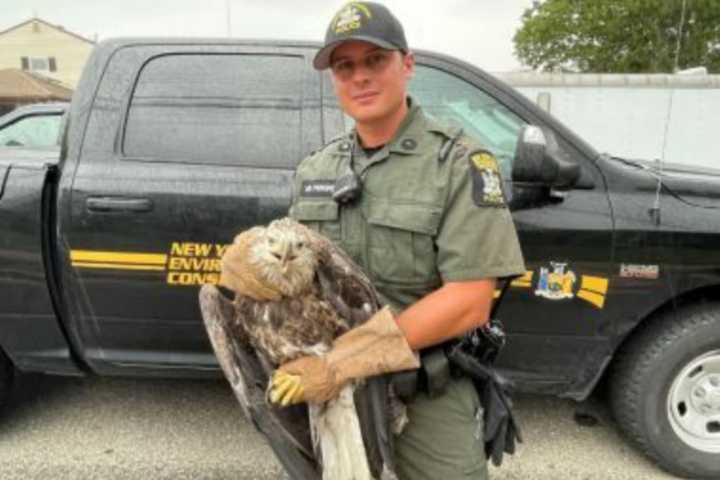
[334,2,372,34]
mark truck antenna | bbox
[673,0,687,73]
[650,84,675,227]
[651,0,688,226]
[226,0,232,37]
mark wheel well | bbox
[591,284,720,397]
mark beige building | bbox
[0,17,94,89]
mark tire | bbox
[610,302,720,479]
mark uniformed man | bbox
[269,2,525,479]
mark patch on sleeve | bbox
[301,180,335,197]
[468,150,505,207]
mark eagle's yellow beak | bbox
[276,242,294,273]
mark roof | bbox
[0,17,95,45]
[494,71,720,89]
[0,69,73,102]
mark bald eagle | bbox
[200,218,400,480]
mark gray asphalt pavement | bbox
[0,372,679,479]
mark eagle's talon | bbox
[269,370,305,406]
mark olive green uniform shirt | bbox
[290,98,525,480]
[290,98,526,313]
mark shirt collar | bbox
[387,96,425,155]
[350,96,425,159]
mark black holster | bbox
[392,347,451,401]
[391,322,523,468]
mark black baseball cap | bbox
[313,2,408,70]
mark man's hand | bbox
[268,307,419,407]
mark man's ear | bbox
[402,51,416,78]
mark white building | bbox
[498,71,720,170]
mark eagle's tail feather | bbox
[310,384,374,480]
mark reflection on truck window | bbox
[410,65,527,178]
[123,54,303,169]
[0,114,62,148]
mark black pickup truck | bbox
[1,38,718,478]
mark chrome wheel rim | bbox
[667,350,720,453]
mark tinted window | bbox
[0,114,62,147]
[410,66,527,176]
[124,54,303,168]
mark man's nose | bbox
[349,61,372,84]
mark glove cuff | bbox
[327,306,420,383]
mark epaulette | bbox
[309,132,352,157]
[437,127,464,164]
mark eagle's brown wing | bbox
[304,226,381,328]
[199,284,320,480]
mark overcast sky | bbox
[3,0,535,72]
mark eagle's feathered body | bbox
[201,217,395,480]
[233,285,349,365]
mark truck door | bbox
[407,59,615,395]
[59,45,321,375]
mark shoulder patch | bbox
[468,150,505,207]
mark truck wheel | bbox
[610,302,720,479]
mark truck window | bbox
[0,114,63,148]
[123,54,303,168]
[410,65,527,178]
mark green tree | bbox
[513,0,720,73]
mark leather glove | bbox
[445,344,522,467]
[269,307,420,406]
[481,374,521,467]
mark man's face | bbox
[329,40,415,125]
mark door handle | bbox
[86,196,153,213]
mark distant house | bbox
[0,17,94,89]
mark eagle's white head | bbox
[250,218,318,297]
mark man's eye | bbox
[333,61,353,73]
[366,53,384,68]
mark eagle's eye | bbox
[296,241,304,249]
[268,237,276,245]
[272,252,282,261]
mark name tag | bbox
[301,180,335,197]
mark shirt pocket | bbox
[364,199,442,284]
[290,200,341,242]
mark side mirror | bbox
[512,126,580,189]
